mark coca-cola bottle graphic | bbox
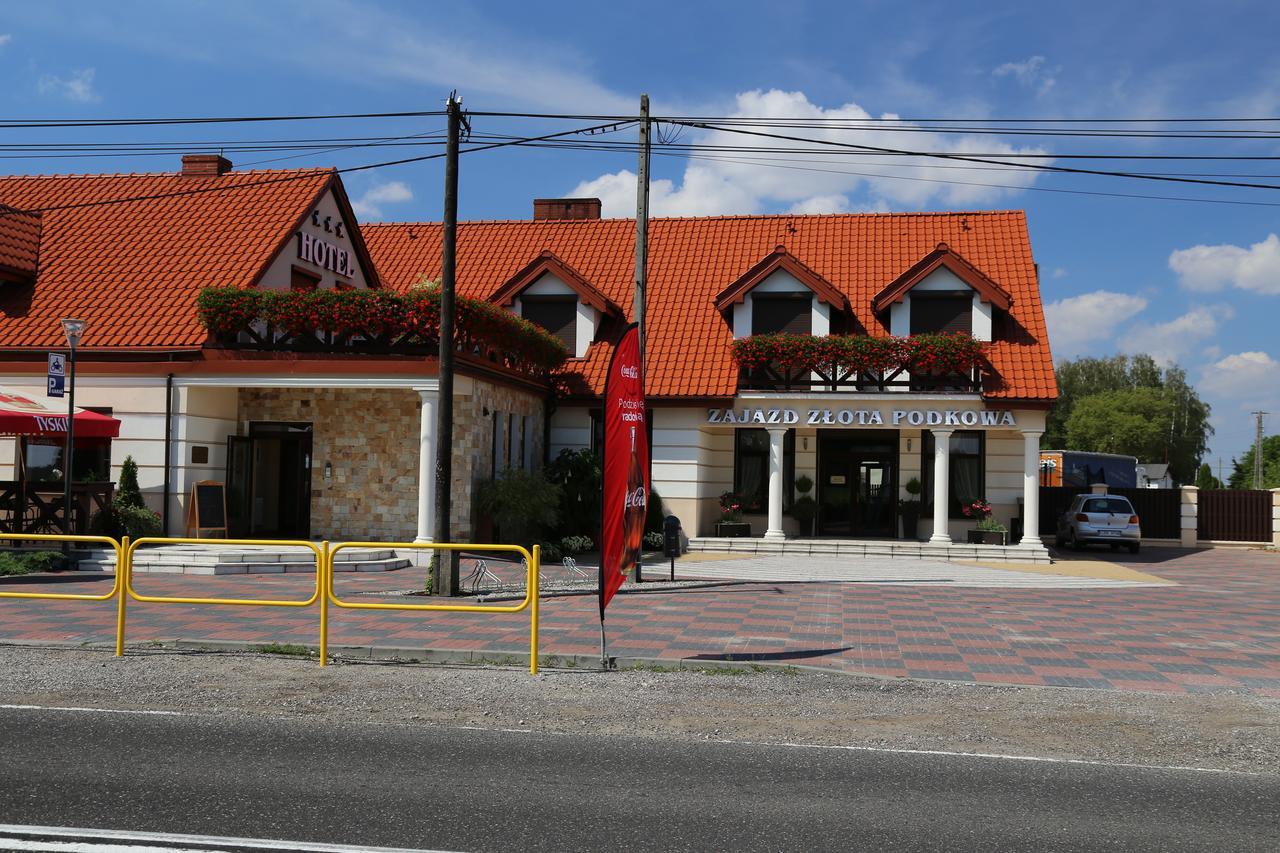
[622,425,645,576]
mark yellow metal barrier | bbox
[126,536,329,667]
[0,533,128,656]
[326,542,541,675]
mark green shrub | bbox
[91,503,162,541]
[645,487,665,535]
[0,550,64,576]
[115,456,145,509]
[539,542,564,562]
[545,448,602,539]
[559,535,594,555]
[476,468,561,547]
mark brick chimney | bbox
[532,197,602,221]
[180,154,233,177]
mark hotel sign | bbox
[706,407,1017,427]
[297,231,355,277]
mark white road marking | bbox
[439,724,1261,777]
[0,824,460,853]
[0,704,186,717]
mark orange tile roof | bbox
[0,168,334,349]
[363,211,1057,402]
[0,205,40,280]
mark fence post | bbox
[1180,486,1199,549]
[319,540,329,668]
[115,535,130,657]
[1272,489,1280,548]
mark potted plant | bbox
[789,474,817,537]
[715,491,751,537]
[899,476,923,540]
[963,499,1008,545]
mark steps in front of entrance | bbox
[72,545,411,575]
[687,537,1053,564]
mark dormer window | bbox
[909,293,972,335]
[874,243,1011,343]
[751,295,813,336]
[490,251,624,359]
[521,296,577,352]
[717,246,849,339]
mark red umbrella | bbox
[0,390,121,439]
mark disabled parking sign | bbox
[47,353,65,398]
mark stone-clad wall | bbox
[238,388,420,541]
[446,376,546,539]
[238,377,546,542]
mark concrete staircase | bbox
[687,536,1053,564]
[73,544,411,575]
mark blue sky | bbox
[2,0,1278,469]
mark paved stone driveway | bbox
[1,547,1277,696]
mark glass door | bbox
[818,432,899,538]
[225,436,251,538]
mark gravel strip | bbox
[1,643,1276,775]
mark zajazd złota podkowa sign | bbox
[706,407,1018,427]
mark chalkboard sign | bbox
[186,481,227,538]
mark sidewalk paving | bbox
[2,547,1277,697]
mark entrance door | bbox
[818,433,898,537]
[226,422,313,539]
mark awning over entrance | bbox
[0,390,121,438]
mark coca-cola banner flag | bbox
[600,323,648,615]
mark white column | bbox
[764,427,787,540]
[1020,430,1044,549]
[414,388,438,543]
[929,429,953,544]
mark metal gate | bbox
[1109,488,1180,539]
[1197,489,1272,542]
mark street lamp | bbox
[60,318,86,540]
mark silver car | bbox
[1054,494,1141,554]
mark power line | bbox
[0,120,632,218]
[670,120,1280,191]
[654,149,1280,208]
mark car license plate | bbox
[1098,529,1120,535]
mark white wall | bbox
[258,188,372,291]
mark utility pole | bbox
[433,92,465,596]
[633,93,651,584]
[1251,411,1268,490]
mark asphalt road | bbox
[1,706,1276,852]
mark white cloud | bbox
[352,181,413,220]
[1168,233,1280,295]
[571,89,1051,217]
[1051,267,1068,279]
[0,34,11,49]
[37,68,99,103]
[992,56,1059,96]
[1206,351,1280,401]
[1043,290,1148,360]
[1122,304,1235,365]
[785,194,851,215]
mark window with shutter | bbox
[910,293,972,335]
[751,295,812,336]
[521,297,577,351]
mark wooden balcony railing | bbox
[738,363,983,394]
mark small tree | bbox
[116,456,144,509]
[1194,463,1222,491]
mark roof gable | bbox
[873,242,1013,314]
[0,167,335,349]
[490,250,622,317]
[714,245,849,312]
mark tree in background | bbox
[1194,463,1223,490]
[115,455,145,509]
[1227,435,1280,489]
[1048,354,1211,484]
